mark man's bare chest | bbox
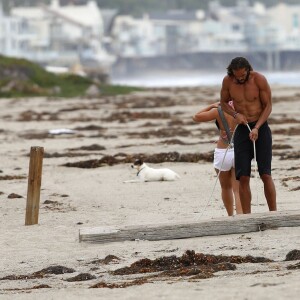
[229,82,260,103]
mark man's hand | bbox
[249,128,259,141]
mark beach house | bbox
[10,0,114,69]
[0,0,34,58]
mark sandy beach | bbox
[0,85,299,299]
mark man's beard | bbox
[236,70,250,84]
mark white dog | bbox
[123,159,180,183]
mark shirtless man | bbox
[220,57,276,214]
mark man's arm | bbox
[249,73,272,141]
[254,74,272,130]
[220,77,235,117]
[220,76,248,125]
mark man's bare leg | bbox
[260,174,277,211]
[239,176,251,213]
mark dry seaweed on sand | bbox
[90,250,273,289]
[112,250,272,276]
[0,266,75,281]
[62,151,213,168]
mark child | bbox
[193,101,243,216]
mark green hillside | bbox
[0,55,92,97]
[0,55,141,98]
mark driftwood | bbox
[79,210,300,244]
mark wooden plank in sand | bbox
[79,209,300,244]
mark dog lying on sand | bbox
[123,159,180,183]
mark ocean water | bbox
[111,71,300,88]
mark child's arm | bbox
[193,102,219,123]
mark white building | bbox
[111,14,158,57]
[200,11,246,51]
[111,1,300,58]
[267,3,300,50]
[9,0,114,68]
[149,10,205,55]
[0,1,35,58]
[211,1,300,51]
[111,10,205,57]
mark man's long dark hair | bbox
[227,57,253,76]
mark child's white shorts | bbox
[213,148,235,171]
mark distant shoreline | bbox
[111,70,300,88]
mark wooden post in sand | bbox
[25,146,44,226]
